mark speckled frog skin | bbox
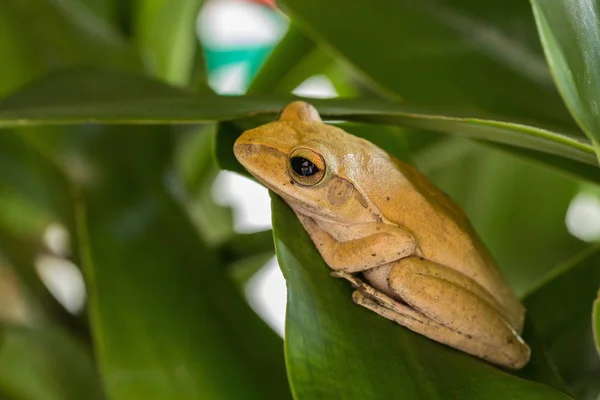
[233,101,530,369]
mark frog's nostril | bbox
[233,143,262,166]
[234,143,260,156]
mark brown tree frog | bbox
[233,101,530,369]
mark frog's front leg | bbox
[388,256,530,369]
[295,213,417,273]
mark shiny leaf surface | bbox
[134,0,204,86]
[280,0,574,128]
[531,1,600,157]
[73,126,290,400]
[271,195,571,399]
[0,69,595,171]
[0,325,103,400]
[524,245,600,397]
[0,0,138,97]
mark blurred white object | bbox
[293,75,339,98]
[42,222,70,258]
[566,192,600,242]
[208,62,250,95]
[212,170,272,232]
[35,255,86,314]
[245,257,287,336]
[198,0,287,94]
[198,0,284,48]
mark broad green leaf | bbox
[271,195,571,399]
[0,324,103,400]
[0,69,596,177]
[176,125,216,195]
[134,0,205,86]
[74,126,290,400]
[0,129,82,273]
[524,245,600,347]
[280,0,575,128]
[524,245,600,398]
[0,186,50,239]
[0,131,88,339]
[530,1,600,157]
[487,142,600,186]
[247,22,332,95]
[0,133,74,229]
[0,0,138,97]
[76,0,121,26]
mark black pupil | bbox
[291,157,318,177]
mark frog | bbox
[233,101,530,369]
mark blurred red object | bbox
[247,0,276,7]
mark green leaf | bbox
[247,22,332,95]
[74,126,290,400]
[280,0,575,128]
[0,69,596,180]
[486,142,600,186]
[530,1,600,158]
[134,0,205,86]
[524,245,600,398]
[76,0,121,27]
[0,324,104,400]
[0,132,75,229]
[0,130,89,340]
[524,245,600,348]
[0,186,51,239]
[218,230,275,266]
[175,125,234,245]
[271,194,571,399]
[0,0,139,97]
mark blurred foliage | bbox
[0,0,599,399]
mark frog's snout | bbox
[233,134,288,177]
[233,134,261,166]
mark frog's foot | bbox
[351,291,528,370]
[331,271,411,312]
[387,257,530,369]
[333,270,529,370]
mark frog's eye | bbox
[288,148,326,186]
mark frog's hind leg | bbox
[333,271,527,369]
[386,257,530,369]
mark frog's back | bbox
[346,141,524,331]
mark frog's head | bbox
[234,101,379,224]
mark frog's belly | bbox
[362,264,400,300]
